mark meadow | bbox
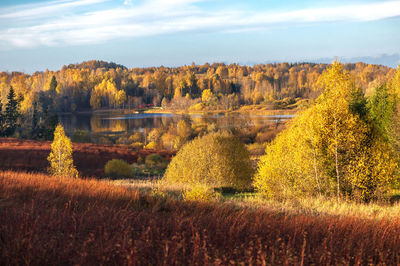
[0,137,174,177]
[2,170,400,265]
[1,62,400,264]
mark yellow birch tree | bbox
[48,124,78,178]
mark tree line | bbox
[0,60,394,115]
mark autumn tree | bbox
[164,132,254,189]
[254,62,398,201]
[48,124,78,178]
[201,89,213,102]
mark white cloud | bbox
[123,0,132,5]
[0,0,400,49]
[0,0,109,20]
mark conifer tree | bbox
[4,86,20,136]
[49,75,57,92]
[48,124,78,178]
[0,102,4,136]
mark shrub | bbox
[130,142,144,150]
[104,159,133,178]
[71,130,91,143]
[144,141,157,150]
[246,142,266,156]
[189,102,204,111]
[145,154,166,168]
[182,184,216,202]
[163,132,254,189]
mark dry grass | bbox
[0,137,174,177]
[117,179,400,220]
[2,170,400,265]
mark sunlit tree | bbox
[48,124,78,178]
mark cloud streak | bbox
[1,0,400,49]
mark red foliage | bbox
[0,138,174,177]
[1,171,400,265]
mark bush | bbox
[71,130,91,143]
[189,102,204,111]
[130,142,144,150]
[104,159,133,178]
[182,184,217,202]
[145,154,166,168]
[144,141,157,150]
[163,132,254,189]
[246,142,266,156]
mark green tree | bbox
[47,124,78,178]
[49,75,58,92]
[0,102,4,136]
[4,86,20,136]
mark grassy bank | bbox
[116,179,400,220]
[144,105,299,116]
[1,171,400,264]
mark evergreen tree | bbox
[30,101,39,139]
[0,102,4,136]
[49,75,58,92]
[4,86,20,136]
[47,124,78,178]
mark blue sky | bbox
[0,0,399,73]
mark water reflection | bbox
[59,112,294,135]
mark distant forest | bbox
[0,60,395,114]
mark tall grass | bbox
[0,137,174,177]
[1,170,400,264]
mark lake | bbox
[59,112,294,136]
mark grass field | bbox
[0,137,174,177]
[1,170,400,265]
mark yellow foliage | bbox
[47,124,78,178]
[391,64,400,95]
[144,141,157,150]
[255,61,398,200]
[189,102,204,111]
[176,120,191,140]
[201,89,213,102]
[347,141,398,201]
[164,132,254,189]
[182,184,217,202]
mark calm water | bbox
[59,112,294,136]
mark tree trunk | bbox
[334,118,340,199]
[312,145,321,196]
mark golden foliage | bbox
[163,132,254,189]
[182,184,217,202]
[255,62,398,201]
[201,89,213,102]
[47,124,78,178]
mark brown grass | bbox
[0,137,174,177]
[1,170,400,265]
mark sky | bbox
[0,0,400,73]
